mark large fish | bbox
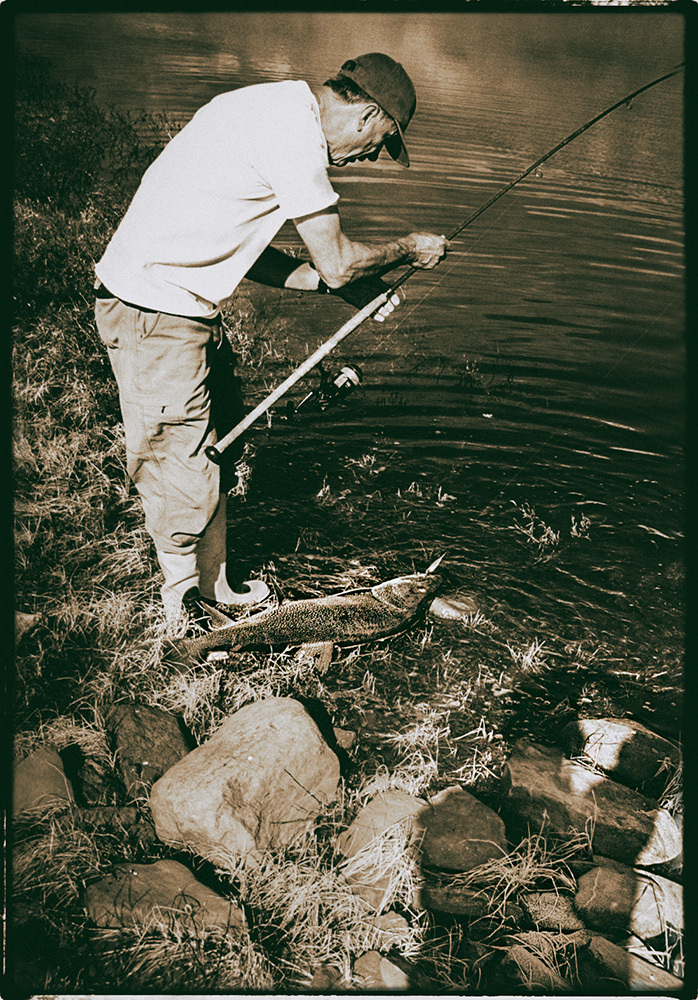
[166,556,444,667]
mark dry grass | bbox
[339,819,422,915]
[440,827,587,932]
[87,914,273,992]
[218,831,422,989]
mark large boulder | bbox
[84,859,245,932]
[107,703,193,800]
[501,740,680,866]
[420,784,507,872]
[149,697,340,864]
[575,865,683,938]
[13,747,74,815]
[562,717,680,791]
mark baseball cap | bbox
[336,53,416,167]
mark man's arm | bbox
[293,207,448,288]
[243,244,400,322]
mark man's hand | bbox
[406,232,450,269]
[295,208,450,287]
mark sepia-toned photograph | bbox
[8,7,686,997]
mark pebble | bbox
[428,595,479,620]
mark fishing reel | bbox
[285,362,363,419]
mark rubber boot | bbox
[157,549,200,636]
[197,493,270,607]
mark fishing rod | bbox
[205,61,684,465]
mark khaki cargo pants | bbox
[95,294,244,557]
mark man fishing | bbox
[94,52,449,632]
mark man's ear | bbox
[357,103,382,131]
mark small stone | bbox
[14,747,74,815]
[520,892,586,931]
[15,611,42,644]
[337,790,427,860]
[428,595,479,620]
[353,950,409,990]
[333,727,357,751]
[84,859,245,932]
[370,910,411,950]
[586,934,683,992]
[416,883,522,923]
[107,703,193,800]
[336,789,426,912]
[309,963,347,991]
[511,929,591,960]
[575,866,682,938]
[500,944,572,993]
[421,784,508,872]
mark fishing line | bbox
[208,62,683,463]
[360,200,518,364]
[360,61,684,366]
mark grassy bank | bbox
[11,56,683,995]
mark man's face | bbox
[327,106,398,167]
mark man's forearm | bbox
[306,229,417,288]
[324,235,415,286]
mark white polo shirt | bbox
[96,80,339,318]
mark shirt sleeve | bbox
[252,105,339,220]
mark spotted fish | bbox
[166,556,444,667]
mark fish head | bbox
[373,567,444,614]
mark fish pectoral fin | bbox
[294,641,334,674]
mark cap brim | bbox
[385,121,409,167]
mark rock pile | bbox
[14,695,681,993]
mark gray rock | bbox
[369,910,412,950]
[586,934,683,992]
[428,595,479,621]
[336,789,427,912]
[416,883,522,923]
[575,866,683,938]
[421,784,507,872]
[501,740,681,866]
[13,747,74,815]
[562,717,680,790]
[337,789,427,860]
[520,892,586,931]
[84,859,245,932]
[107,703,193,799]
[333,727,357,751]
[500,944,572,993]
[15,611,42,644]
[149,697,340,864]
[309,963,347,991]
[352,950,409,990]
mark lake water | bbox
[16,13,685,741]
